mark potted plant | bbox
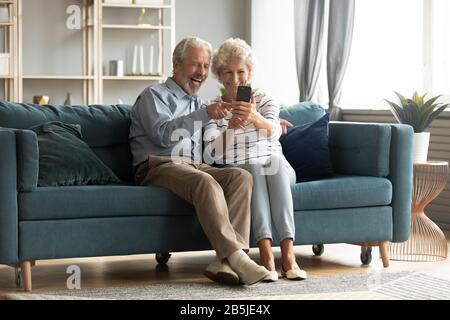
[385,91,449,163]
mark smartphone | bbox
[235,85,252,102]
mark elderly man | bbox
[129,37,269,285]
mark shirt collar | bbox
[165,77,198,100]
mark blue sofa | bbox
[0,100,413,291]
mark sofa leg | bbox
[379,241,389,268]
[20,261,32,292]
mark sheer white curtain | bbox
[250,0,450,109]
[250,0,298,106]
[425,0,450,103]
[340,0,450,108]
[339,0,423,109]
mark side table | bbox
[389,161,448,261]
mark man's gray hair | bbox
[172,37,212,63]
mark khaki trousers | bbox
[135,155,253,260]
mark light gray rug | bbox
[3,272,450,300]
[373,272,450,300]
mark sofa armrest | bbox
[328,122,413,242]
[329,122,391,177]
[0,128,19,263]
[14,129,38,192]
[388,124,413,242]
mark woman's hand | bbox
[228,114,246,130]
[230,94,257,124]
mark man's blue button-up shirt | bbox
[129,77,210,166]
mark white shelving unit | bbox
[0,0,18,101]
[1,0,175,105]
[18,0,96,104]
[96,0,175,104]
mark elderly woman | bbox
[204,38,307,281]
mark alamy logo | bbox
[66,265,81,290]
[66,5,81,30]
[170,121,281,175]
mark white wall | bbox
[176,0,249,101]
[22,0,85,104]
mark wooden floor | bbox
[1,231,449,294]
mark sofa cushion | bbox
[0,101,134,182]
[280,113,333,182]
[18,175,392,220]
[291,175,392,210]
[0,101,131,147]
[29,121,120,186]
[328,122,391,177]
[18,185,195,221]
[279,102,326,126]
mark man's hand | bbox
[205,101,232,120]
[280,119,293,135]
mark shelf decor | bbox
[33,95,50,105]
[0,53,9,76]
[0,6,9,23]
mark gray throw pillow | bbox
[29,121,121,186]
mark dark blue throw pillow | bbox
[280,114,333,182]
[29,121,121,186]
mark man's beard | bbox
[179,75,204,95]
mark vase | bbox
[64,93,72,106]
[413,132,430,163]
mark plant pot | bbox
[413,132,430,163]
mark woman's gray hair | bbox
[172,37,212,64]
[211,38,255,79]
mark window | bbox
[250,0,450,109]
[425,0,450,102]
[340,0,450,109]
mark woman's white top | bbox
[203,90,282,165]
